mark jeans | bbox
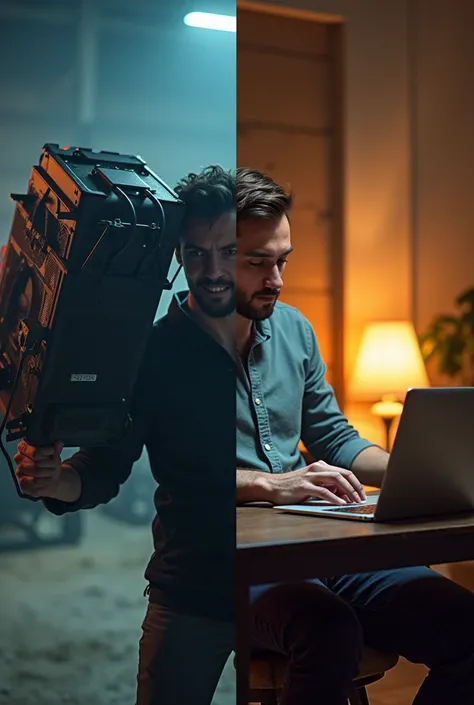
[250,566,474,705]
[135,602,234,705]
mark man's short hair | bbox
[236,167,293,222]
[174,166,235,237]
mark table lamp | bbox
[348,321,430,450]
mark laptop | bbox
[275,387,474,522]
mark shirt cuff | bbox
[332,438,377,469]
[42,493,85,516]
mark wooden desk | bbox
[236,505,474,704]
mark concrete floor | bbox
[0,508,235,705]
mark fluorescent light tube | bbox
[184,12,236,33]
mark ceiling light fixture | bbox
[183,12,236,33]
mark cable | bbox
[81,222,111,271]
[0,350,39,501]
[106,186,138,267]
[144,188,166,257]
[135,189,167,276]
[80,186,138,272]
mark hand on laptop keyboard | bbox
[263,460,366,506]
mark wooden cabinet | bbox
[237,6,346,406]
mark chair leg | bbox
[348,685,370,705]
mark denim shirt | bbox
[236,302,374,473]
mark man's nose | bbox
[265,265,283,289]
[204,251,224,278]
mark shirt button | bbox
[255,398,261,405]
[264,443,271,451]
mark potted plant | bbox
[419,287,474,386]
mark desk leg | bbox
[236,581,250,705]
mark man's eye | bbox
[188,250,203,257]
[249,261,264,267]
[224,248,237,257]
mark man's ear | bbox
[175,245,183,266]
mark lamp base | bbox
[371,397,404,452]
[380,415,395,452]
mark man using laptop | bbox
[236,167,474,705]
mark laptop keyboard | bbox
[325,504,375,515]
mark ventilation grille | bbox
[39,257,61,327]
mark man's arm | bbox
[12,328,157,510]
[236,448,389,506]
[350,445,389,488]
[50,461,82,503]
[42,444,140,514]
[301,323,376,470]
[43,337,156,513]
[237,468,271,505]
[237,464,366,506]
[43,389,150,513]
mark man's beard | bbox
[191,278,236,318]
[236,287,280,320]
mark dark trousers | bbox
[250,566,474,705]
[135,602,234,705]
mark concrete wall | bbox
[0,8,236,320]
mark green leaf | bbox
[431,314,460,326]
[461,310,474,336]
[438,336,465,377]
[419,287,474,380]
[456,288,474,310]
[424,315,460,339]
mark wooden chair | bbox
[246,645,399,704]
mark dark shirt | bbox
[44,292,235,621]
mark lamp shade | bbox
[348,321,429,401]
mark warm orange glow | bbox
[348,321,429,402]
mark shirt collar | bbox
[167,290,191,320]
[253,317,272,345]
[166,291,235,359]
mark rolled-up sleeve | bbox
[301,322,375,468]
[42,445,139,515]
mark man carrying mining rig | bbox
[13,165,238,705]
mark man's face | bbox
[236,215,292,320]
[177,211,236,318]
